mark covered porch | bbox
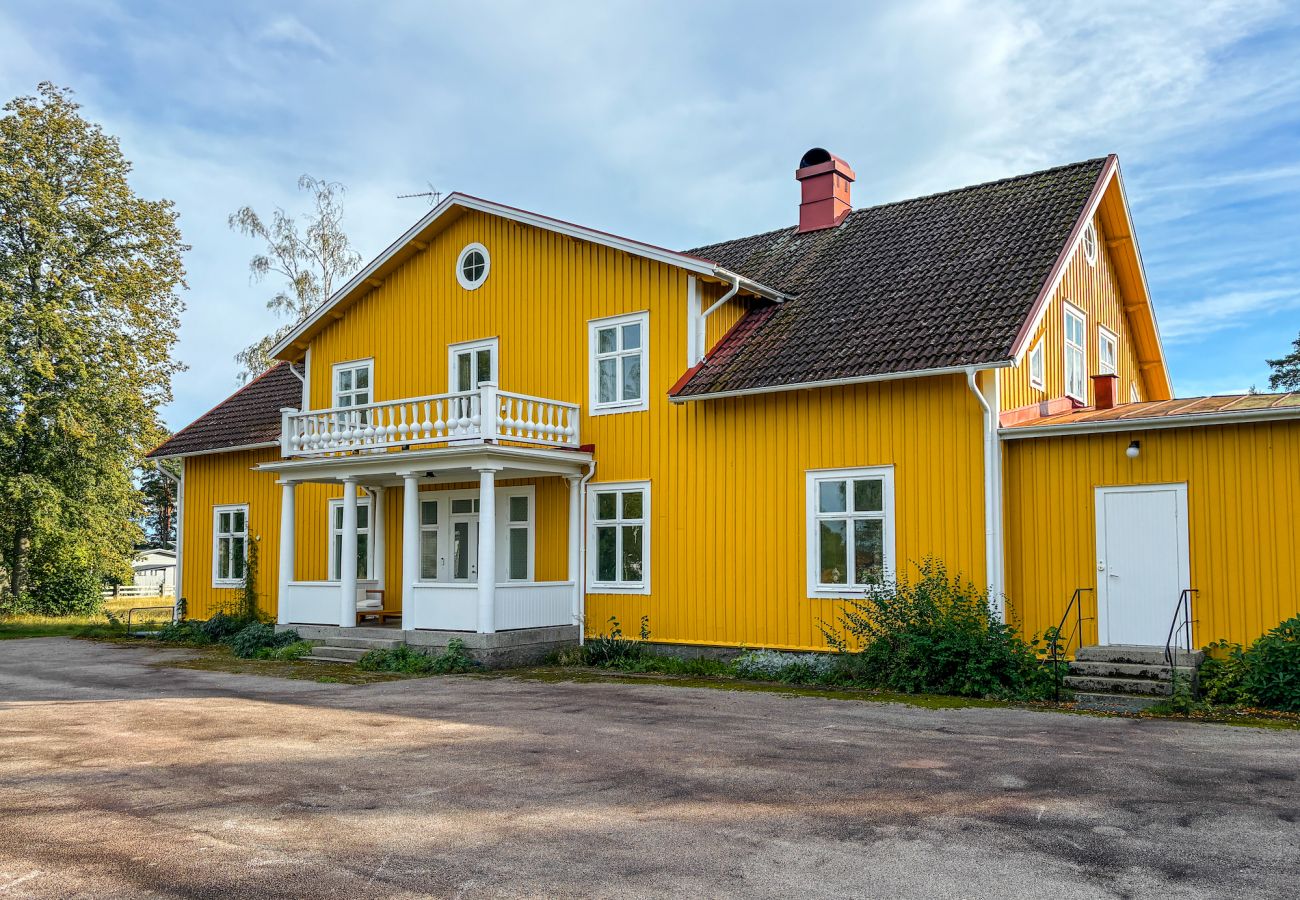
[260,442,592,634]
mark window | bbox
[1130,381,1141,404]
[419,499,439,581]
[1081,220,1098,267]
[212,505,248,586]
[455,242,490,290]
[588,481,649,592]
[333,360,373,421]
[328,496,372,581]
[589,312,649,414]
[507,495,531,581]
[1064,303,1087,403]
[1028,339,1045,391]
[1098,326,1118,376]
[806,467,894,597]
[448,337,498,393]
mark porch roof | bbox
[255,442,592,484]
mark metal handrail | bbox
[1164,588,1198,693]
[126,605,175,637]
[1049,587,1094,702]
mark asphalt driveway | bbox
[0,639,1297,899]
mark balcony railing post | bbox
[279,407,297,456]
[480,382,499,443]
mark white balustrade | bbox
[281,384,580,457]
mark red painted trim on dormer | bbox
[998,396,1077,427]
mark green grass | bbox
[0,598,173,640]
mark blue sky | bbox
[3,1,1299,428]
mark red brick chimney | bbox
[1091,374,1120,410]
[796,148,855,232]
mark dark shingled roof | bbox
[674,158,1108,397]
[146,363,299,458]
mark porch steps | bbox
[1066,645,1204,712]
[302,635,402,666]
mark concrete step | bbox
[1068,660,1196,682]
[1072,691,1165,713]
[285,623,405,642]
[1075,644,1204,667]
[309,636,402,651]
[1064,674,1173,697]
[303,646,370,664]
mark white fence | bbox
[103,584,175,600]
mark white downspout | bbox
[693,273,741,365]
[154,459,183,622]
[965,367,1005,620]
[575,460,596,646]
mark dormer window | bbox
[456,243,490,290]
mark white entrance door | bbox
[1095,483,1190,646]
[449,497,480,582]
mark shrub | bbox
[1199,639,1251,706]
[581,616,651,667]
[154,618,213,645]
[199,611,245,643]
[1240,616,1300,712]
[822,558,1053,700]
[257,640,314,661]
[357,640,478,675]
[731,649,839,684]
[229,623,301,659]
[18,562,104,617]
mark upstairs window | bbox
[212,504,248,586]
[807,467,894,597]
[588,482,649,593]
[448,337,498,393]
[328,496,372,581]
[1064,304,1087,403]
[1029,339,1045,391]
[333,360,372,411]
[589,312,649,414]
[456,243,490,290]
[1082,220,1098,266]
[1098,326,1118,376]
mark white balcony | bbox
[281,382,580,458]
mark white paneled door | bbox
[1095,484,1191,646]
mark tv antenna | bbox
[397,183,442,206]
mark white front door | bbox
[449,497,480,582]
[1095,483,1190,646]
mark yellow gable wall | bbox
[1000,214,1150,411]
[1003,420,1300,648]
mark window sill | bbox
[587,582,650,595]
[589,401,649,417]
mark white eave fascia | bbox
[270,193,787,358]
[255,442,594,479]
[147,440,280,460]
[670,360,1014,404]
[1000,406,1300,440]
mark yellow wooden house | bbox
[148,149,1300,666]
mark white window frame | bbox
[1081,220,1098,267]
[212,504,249,587]
[586,480,650,594]
[588,311,649,415]
[1028,339,1045,392]
[415,486,535,583]
[1064,303,1087,403]
[418,497,441,582]
[806,466,895,598]
[327,495,374,582]
[503,490,534,582]
[447,337,499,393]
[1098,325,1118,376]
[332,358,373,410]
[455,242,491,291]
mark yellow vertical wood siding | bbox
[1003,420,1300,648]
[1001,216,1148,411]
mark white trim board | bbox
[670,361,1014,404]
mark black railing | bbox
[1164,588,1198,694]
[1049,587,1094,702]
[126,605,174,637]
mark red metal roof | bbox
[1003,392,1300,432]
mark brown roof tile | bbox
[147,364,299,458]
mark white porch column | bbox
[277,479,297,625]
[371,486,386,593]
[476,466,500,633]
[339,477,359,628]
[401,473,420,623]
[566,475,582,629]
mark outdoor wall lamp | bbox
[1126,440,1141,459]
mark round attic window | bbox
[456,243,490,290]
[1081,221,1098,267]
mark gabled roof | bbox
[1001,392,1300,438]
[671,157,1164,399]
[146,363,299,458]
[269,192,787,360]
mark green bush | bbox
[229,623,301,659]
[1240,616,1300,712]
[581,615,651,667]
[357,639,478,675]
[256,640,314,661]
[199,611,245,643]
[154,618,213,645]
[731,649,840,684]
[1198,639,1251,706]
[17,562,104,617]
[822,558,1053,700]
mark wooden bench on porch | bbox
[356,588,402,626]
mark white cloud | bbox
[254,15,334,59]
[1160,288,1300,341]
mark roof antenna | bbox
[397,183,442,206]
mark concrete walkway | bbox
[0,638,1297,898]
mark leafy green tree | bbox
[1266,335,1300,391]
[0,83,186,613]
[228,175,361,382]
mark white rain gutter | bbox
[153,460,184,622]
[695,272,741,364]
[576,459,597,646]
[965,367,1005,619]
